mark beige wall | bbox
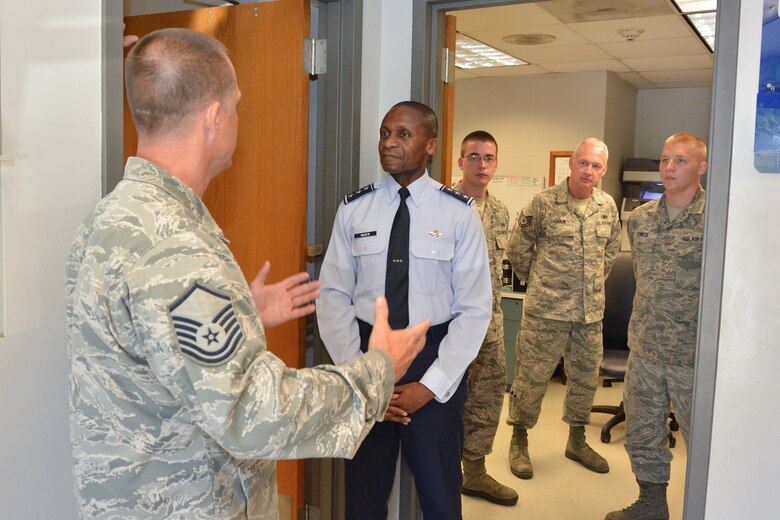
[603,72,638,200]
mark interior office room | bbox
[0,0,778,519]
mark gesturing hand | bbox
[250,261,320,328]
[368,297,430,382]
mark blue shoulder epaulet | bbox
[440,185,474,206]
[344,183,376,205]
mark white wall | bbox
[705,1,780,517]
[603,72,638,199]
[0,0,101,518]
[359,0,413,185]
[453,71,632,202]
[634,87,712,159]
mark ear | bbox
[426,137,439,156]
[457,156,464,169]
[203,100,222,142]
[698,161,708,176]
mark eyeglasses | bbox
[464,153,497,165]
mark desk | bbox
[501,291,525,389]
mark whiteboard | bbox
[452,175,545,225]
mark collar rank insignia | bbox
[168,282,245,366]
[427,229,444,238]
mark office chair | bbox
[591,251,679,445]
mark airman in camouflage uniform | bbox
[606,133,707,520]
[65,29,428,520]
[507,138,621,479]
[455,131,518,506]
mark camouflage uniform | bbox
[507,179,621,428]
[65,157,394,520]
[455,183,510,460]
[624,186,705,483]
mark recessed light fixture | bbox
[502,33,556,46]
[672,0,717,51]
[455,32,528,69]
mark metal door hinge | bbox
[304,38,327,78]
[441,47,455,84]
[298,504,321,520]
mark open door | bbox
[124,2,310,517]
[441,14,457,186]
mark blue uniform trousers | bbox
[345,319,465,520]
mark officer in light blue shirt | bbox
[318,101,492,520]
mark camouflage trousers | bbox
[625,353,693,483]
[508,314,602,428]
[463,336,506,460]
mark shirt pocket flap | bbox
[410,239,454,261]
[596,224,612,237]
[351,235,385,256]
[496,234,507,250]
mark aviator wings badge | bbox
[427,229,444,238]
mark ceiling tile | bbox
[639,69,714,84]
[616,72,656,88]
[450,3,561,32]
[622,54,713,71]
[537,0,673,23]
[466,64,550,78]
[567,15,695,43]
[543,59,631,74]
[503,43,614,65]
[599,37,708,59]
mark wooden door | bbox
[441,14,457,186]
[124,2,310,517]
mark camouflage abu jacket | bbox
[507,178,621,324]
[627,186,705,366]
[65,157,394,519]
[455,182,509,342]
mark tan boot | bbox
[462,457,519,506]
[604,480,669,519]
[565,425,609,473]
[508,426,533,479]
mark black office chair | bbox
[591,251,679,445]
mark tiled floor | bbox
[463,379,687,520]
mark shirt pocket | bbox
[673,241,704,290]
[595,223,612,247]
[410,238,455,295]
[352,234,385,289]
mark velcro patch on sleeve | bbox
[168,282,245,366]
[520,215,533,228]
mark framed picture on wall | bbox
[549,151,572,187]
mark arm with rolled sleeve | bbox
[125,232,393,461]
[419,207,491,402]
[317,204,363,366]
[507,198,540,281]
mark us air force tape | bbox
[168,282,245,366]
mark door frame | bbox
[410,1,738,519]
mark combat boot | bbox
[565,425,609,473]
[604,480,669,520]
[461,457,519,506]
[508,426,533,479]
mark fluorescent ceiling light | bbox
[672,0,716,52]
[455,32,527,69]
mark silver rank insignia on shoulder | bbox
[427,229,444,238]
[168,282,245,366]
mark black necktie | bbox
[386,187,410,329]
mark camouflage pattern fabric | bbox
[454,184,510,459]
[507,313,602,428]
[65,157,394,520]
[624,187,704,483]
[507,179,621,324]
[627,187,705,365]
[624,354,693,483]
[505,179,620,428]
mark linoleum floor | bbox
[463,378,687,520]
